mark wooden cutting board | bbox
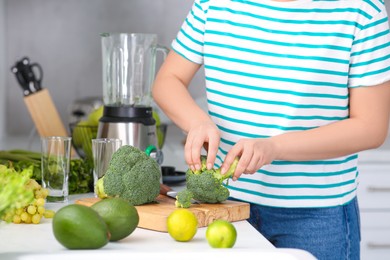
[75,195,250,232]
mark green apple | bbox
[72,120,97,159]
[206,219,237,248]
[72,120,91,147]
[87,106,104,126]
[156,125,165,149]
[152,110,161,126]
[153,110,165,148]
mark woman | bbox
[152,0,390,259]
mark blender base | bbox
[97,121,163,165]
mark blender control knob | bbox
[145,145,164,165]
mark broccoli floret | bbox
[95,145,161,206]
[175,189,193,208]
[175,156,239,208]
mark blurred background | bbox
[1,3,389,257]
[0,0,207,140]
[0,0,390,143]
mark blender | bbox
[97,33,168,164]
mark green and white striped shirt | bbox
[172,0,390,207]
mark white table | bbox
[0,194,316,260]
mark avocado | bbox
[52,204,110,249]
[91,197,139,241]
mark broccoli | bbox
[176,156,239,208]
[175,189,194,208]
[95,145,161,206]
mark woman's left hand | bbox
[221,138,278,181]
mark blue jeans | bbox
[245,198,361,260]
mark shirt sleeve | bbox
[348,3,390,88]
[171,0,209,64]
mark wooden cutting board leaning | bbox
[75,195,250,232]
[24,89,69,137]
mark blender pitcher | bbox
[98,33,168,164]
[101,33,167,106]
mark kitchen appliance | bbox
[97,33,168,163]
[68,96,104,125]
[10,57,69,138]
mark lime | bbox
[167,208,198,242]
[52,204,109,249]
[91,197,139,241]
[206,219,237,248]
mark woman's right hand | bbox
[184,120,220,172]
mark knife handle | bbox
[159,183,172,196]
[30,63,43,87]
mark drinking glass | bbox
[92,138,122,196]
[41,136,72,203]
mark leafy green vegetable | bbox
[69,159,93,194]
[0,165,34,220]
[0,149,93,194]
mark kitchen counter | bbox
[0,193,316,260]
[1,127,388,260]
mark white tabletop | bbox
[0,193,316,260]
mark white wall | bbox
[0,0,5,140]
[3,0,205,136]
[387,0,390,17]
[2,0,390,136]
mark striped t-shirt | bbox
[171,0,390,208]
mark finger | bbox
[245,153,261,174]
[235,151,251,175]
[191,135,206,171]
[206,135,219,170]
[232,156,248,181]
[221,142,243,175]
[232,144,255,179]
[184,134,195,170]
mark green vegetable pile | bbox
[0,149,93,194]
[95,145,161,206]
[175,155,239,208]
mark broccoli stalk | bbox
[95,177,107,199]
[95,145,161,206]
[176,156,239,208]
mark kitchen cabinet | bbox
[357,148,390,260]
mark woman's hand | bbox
[222,138,278,181]
[184,120,221,172]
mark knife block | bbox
[23,89,68,137]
